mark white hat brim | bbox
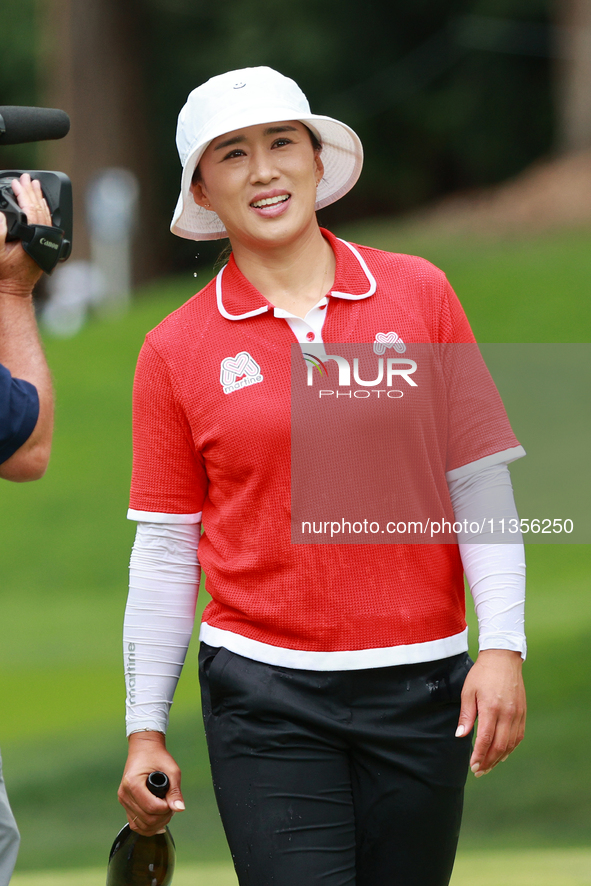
[170,110,363,241]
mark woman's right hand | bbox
[117,731,185,836]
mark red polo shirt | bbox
[128,229,522,670]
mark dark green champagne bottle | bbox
[106,771,176,886]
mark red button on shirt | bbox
[306,331,315,341]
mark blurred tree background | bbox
[2,0,564,280]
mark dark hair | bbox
[213,243,233,272]
[191,124,322,186]
[305,125,322,154]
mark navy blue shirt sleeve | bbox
[0,362,40,464]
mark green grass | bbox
[0,225,589,872]
[10,848,591,886]
[460,545,591,848]
[338,221,591,342]
[11,863,237,886]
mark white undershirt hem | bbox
[198,623,469,671]
[127,508,203,523]
[446,446,525,480]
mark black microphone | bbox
[0,106,70,146]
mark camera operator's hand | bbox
[0,173,54,481]
[0,173,52,296]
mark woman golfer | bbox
[118,66,526,886]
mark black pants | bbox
[199,644,473,886]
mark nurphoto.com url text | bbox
[300,517,575,539]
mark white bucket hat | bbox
[170,66,364,240]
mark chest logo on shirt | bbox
[373,331,406,355]
[220,351,264,395]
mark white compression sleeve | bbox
[124,521,201,736]
[448,464,526,659]
[123,465,526,735]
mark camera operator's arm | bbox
[0,174,54,481]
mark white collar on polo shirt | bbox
[215,238,377,321]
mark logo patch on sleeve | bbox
[220,352,264,394]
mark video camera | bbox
[0,106,73,274]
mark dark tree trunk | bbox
[554,0,591,152]
[36,0,164,283]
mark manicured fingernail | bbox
[156,829,167,834]
[471,763,480,774]
[501,755,509,762]
[475,770,485,777]
[455,725,466,737]
[172,800,185,811]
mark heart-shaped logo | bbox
[373,332,406,355]
[220,352,261,387]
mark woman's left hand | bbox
[455,648,526,777]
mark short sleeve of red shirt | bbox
[128,340,206,522]
[438,275,476,344]
[438,278,522,474]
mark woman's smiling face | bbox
[190,121,323,250]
